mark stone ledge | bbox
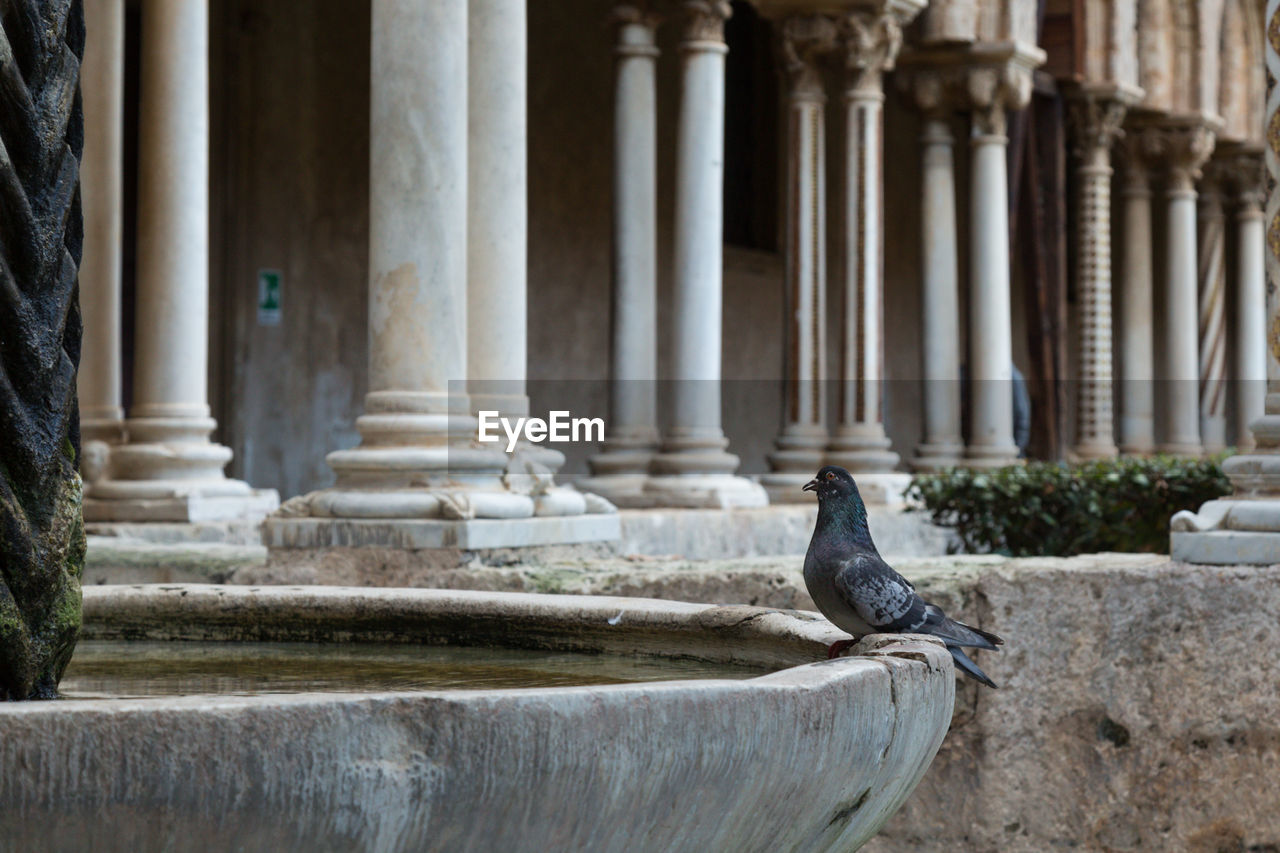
[84,489,279,523]
[264,513,621,551]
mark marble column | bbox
[1153,121,1216,456]
[468,0,528,423]
[1064,85,1137,459]
[583,5,662,506]
[644,0,766,508]
[761,15,835,503]
[1229,150,1267,449]
[1117,129,1156,455]
[963,75,1023,467]
[267,0,613,540]
[1197,165,1229,453]
[1169,0,1280,563]
[826,8,920,502]
[85,0,276,523]
[910,110,964,471]
[79,0,126,477]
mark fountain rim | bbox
[4,583,955,711]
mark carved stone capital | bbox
[614,2,661,57]
[1216,144,1266,210]
[896,41,1044,130]
[781,15,837,99]
[680,0,731,44]
[840,10,902,96]
[613,1,661,28]
[1062,83,1141,165]
[1128,116,1218,192]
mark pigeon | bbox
[802,465,1003,688]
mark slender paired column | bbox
[1169,3,1280,563]
[468,0,528,423]
[1229,150,1267,449]
[1152,121,1215,456]
[1064,85,1136,459]
[584,5,662,505]
[963,78,1021,466]
[1117,129,1156,455]
[79,0,126,464]
[761,15,835,503]
[826,9,918,488]
[644,0,765,508]
[86,0,275,522]
[1197,166,1230,453]
[910,111,964,471]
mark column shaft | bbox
[966,110,1019,464]
[468,0,528,419]
[1198,178,1229,452]
[762,16,833,502]
[1066,89,1133,459]
[1163,180,1203,453]
[132,0,211,421]
[1235,187,1267,447]
[912,116,964,470]
[584,7,662,504]
[86,0,276,521]
[1119,154,1155,454]
[79,0,125,449]
[645,1,765,507]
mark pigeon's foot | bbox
[826,639,856,660]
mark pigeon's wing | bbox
[831,552,928,632]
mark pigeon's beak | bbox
[802,479,820,493]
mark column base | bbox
[763,427,827,503]
[828,425,901,473]
[642,474,769,509]
[1171,497,1280,564]
[760,472,817,505]
[584,430,659,506]
[962,444,1023,469]
[847,472,913,506]
[84,489,279,523]
[1157,442,1204,457]
[911,441,964,473]
[1071,441,1119,461]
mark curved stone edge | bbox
[1,590,954,852]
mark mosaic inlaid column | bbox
[1169,0,1280,563]
[584,4,662,506]
[826,9,912,489]
[1229,150,1267,449]
[1065,85,1135,459]
[1118,129,1156,456]
[1197,165,1229,453]
[1153,121,1215,456]
[79,0,126,461]
[644,0,767,508]
[761,15,835,504]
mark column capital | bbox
[613,2,661,55]
[839,1,923,97]
[896,41,1044,129]
[1062,82,1141,165]
[780,14,837,99]
[679,0,731,45]
[1128,114,1220,192]
[1216,143,1266,210]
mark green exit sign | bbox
[257,269,282,326]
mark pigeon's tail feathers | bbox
[922,606,1002,650]
[949,645,997,688]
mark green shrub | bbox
[905,456,1232,557]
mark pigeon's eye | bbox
[825,471,835,481]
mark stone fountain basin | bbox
[0,585,954,852]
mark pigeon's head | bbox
[803,465,861,503]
